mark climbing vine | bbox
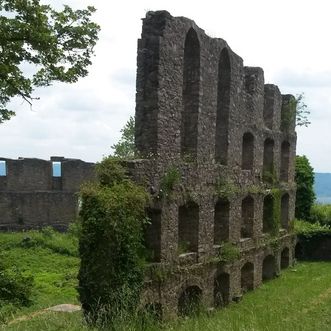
[78,157,150,325]
[262,166,278,186]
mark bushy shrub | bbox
[294,219,331,236]
[0,258,33,307]
[310,204,331,226]
[95,155,127,187]
[78,157,150,325]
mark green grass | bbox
[1,230,331,331]
[0,228,79,323]
[170,262,331,331]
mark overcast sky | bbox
[1,0,331,172]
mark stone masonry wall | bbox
[132,11,297,319]
[0,157,95,230]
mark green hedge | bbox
[78,157,150,325]
[294,220,331,260]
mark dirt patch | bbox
[7,304,81,325]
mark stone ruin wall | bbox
[128,11,297,318]
[0,156,95,230]
[0,9,298,318]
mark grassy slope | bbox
[172,262,331,331]
[1,230,331,331]
[0,229,79,322]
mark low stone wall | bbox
[0,156,95,230]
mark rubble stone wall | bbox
[132,11,297,318]
[0,156,95,230]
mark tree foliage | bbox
[0,0,100,123]
[111,116,135,159]
[295,155,316,220]
[295,93,310,127]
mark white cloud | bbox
[1,0,331,171]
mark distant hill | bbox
[314,173,331,203]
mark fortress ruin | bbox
[0,10,298,319]
[129,11,297,318]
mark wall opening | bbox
[262,255,276,281]
[181,28,200,159]
[214,198,230,244]
[0,161,6,176]
[263,195,274,234]
[263,138,274,182]
[280,141,290,182]
[241,262,254,293]
[52,161,62,177]
[214,272,230,307]
[241,196,254,238]
[144,208,161,262]
[215,48,231,165]
[281,193,289,230]
[178,286,202,316]
[144,302,162,320]
[242,132,254,170]
[281,247,290,269]
[178,201,199,254]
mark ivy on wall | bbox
[78,157,150,325]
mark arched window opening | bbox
[215,48,231,165]
[214,272,230,307]
[178,201,199,254]
[241,262,254,293]
[241,196,254,238]
[214,199,230,244]
[242,132,254,170]
[281,193,289,230]
[281,247,290,269]
[280,141,290,182]
[262,255,276,281]
[144,208,161,262]
[181,28,200,159]
[178,286,202,316]
[263,195,274,234]
[263,138,275,183]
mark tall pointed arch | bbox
[215,48,231,164]
[181,28,200,158]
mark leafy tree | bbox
[0,0,100,123]
[295,155,315,220]
[295,93,310,127]
[111,116,135,159]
